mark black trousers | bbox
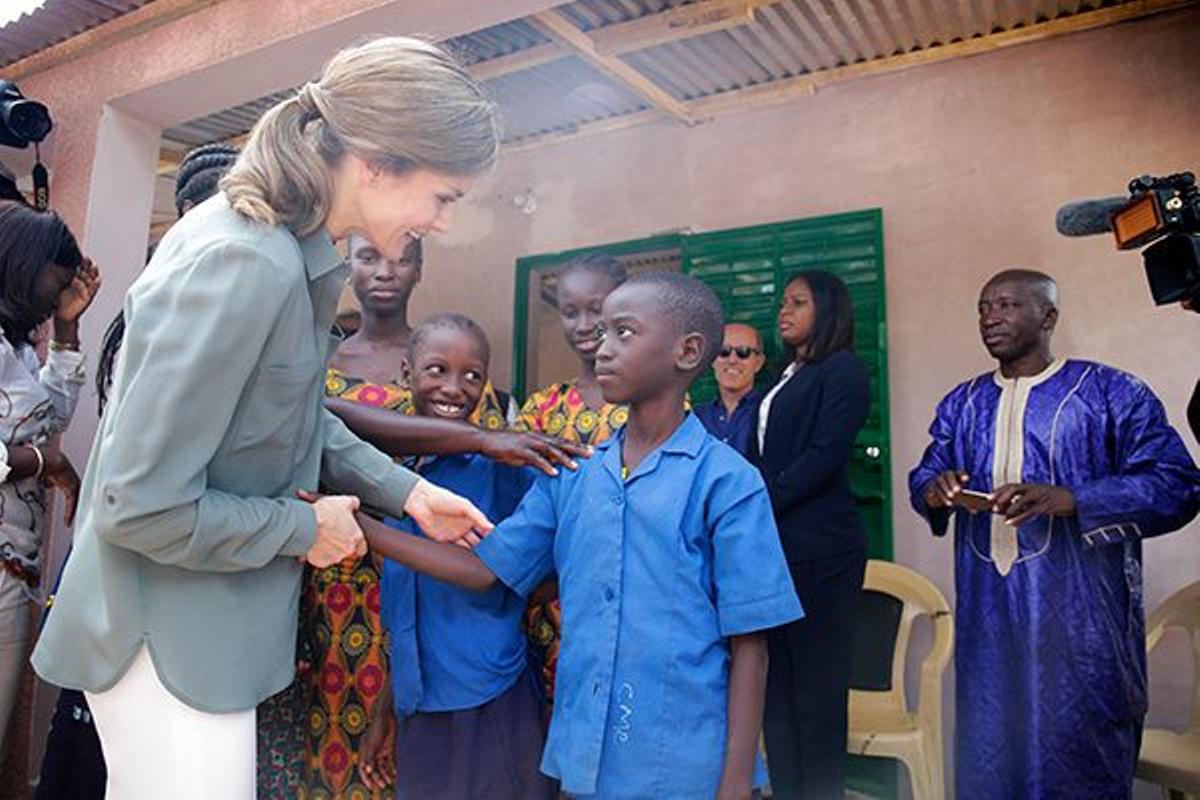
[36,689,105,800]
[763,549,866,800]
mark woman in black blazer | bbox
[754,270,870,800]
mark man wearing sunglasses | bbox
[694,323,766,458]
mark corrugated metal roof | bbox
[615,0,1127,101]
[444,18,551,64]
[154,0,1180,152]
[465,56,649,141]
[0,0,155,68]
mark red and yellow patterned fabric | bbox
[302,369,511,799]
[514,380,628,447]
[302,559,389,800]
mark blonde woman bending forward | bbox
[33,36,500,800]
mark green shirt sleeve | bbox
[90,240,317,571]
[319,406,420,517]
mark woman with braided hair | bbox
[33,37,499,798]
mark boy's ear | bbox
[398,355,413,390]
[675,332,706,372]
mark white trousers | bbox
[86,645,256,799]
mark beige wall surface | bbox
[412,6,1200,776]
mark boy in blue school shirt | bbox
[360,314,555,800]
[346,273,803,799]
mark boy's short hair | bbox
[410,312,490,364]
[627,271,725,370]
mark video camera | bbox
[0,81,52,149]
[1056,172,1200,306]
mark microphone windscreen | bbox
[1055,197,1128,236]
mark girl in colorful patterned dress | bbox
[514,253,629,707]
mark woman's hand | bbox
[41,442,80,526]
[307,494,367,567]
[478,430,591,476]
[54,257,102,323]
[403,478,493,547]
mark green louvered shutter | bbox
[681,209,892,561]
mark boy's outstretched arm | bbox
[718,633,769,800]
[355,511,498,593]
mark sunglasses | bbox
[718,346,762,360]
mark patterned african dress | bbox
[514,381,628,708]
[301,369,512,800]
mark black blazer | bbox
[752,349,871,561]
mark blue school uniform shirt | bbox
[475,413,804,799]
[381,454,537,715]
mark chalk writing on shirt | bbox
[613,682,635,744]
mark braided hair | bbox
[173,143,240,216]
[96,143,240,413]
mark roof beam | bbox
[470,1,783,83]
[509,0,1194,152]
[469,42,565,82]
[157,151,183,177]
[590,0,762,56]
[532,9,697,125]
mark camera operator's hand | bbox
[54,257,102,324]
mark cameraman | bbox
[1057,174,1200,442]
[0,201,100,761]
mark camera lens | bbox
[5,100,52,143]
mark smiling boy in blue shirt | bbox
[345,272,803,799]
[359,313,555,799]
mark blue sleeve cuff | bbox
[718,588,804,637]
[1081,522,1142,548]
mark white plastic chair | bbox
[1138,580,1200,800]
[847,559,953,800]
